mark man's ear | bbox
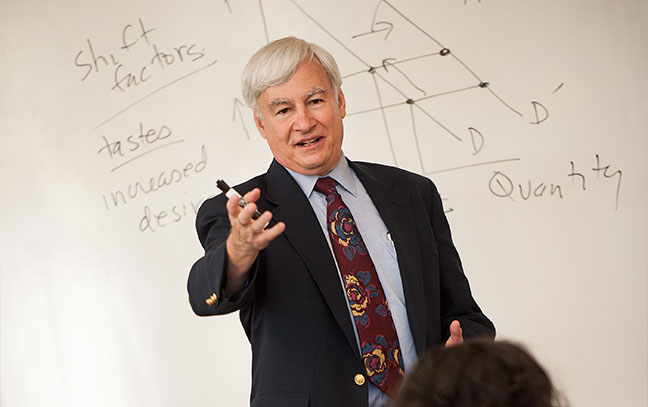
[338,88,346,119]
[253,111,267,139]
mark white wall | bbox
[1,0,646,406]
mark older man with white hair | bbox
[188,36,495,407]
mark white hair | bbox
[241,37,342,115]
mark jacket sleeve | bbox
[187,194,260,316]
[426,179,496,340]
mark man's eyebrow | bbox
[307,87,327,98]
[267,88,328,108]
[268,98,291,108]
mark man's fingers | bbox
[259,221,285,243]
[226,188,262,220]
[223,188,284,276]
[232,206,283,245]
[227,193,262,227]
[226,193,241,216]
[247,221,285,250]
[237,219,285,252]
[450,320,462,337]
[224,187,285,254]
[445,320,464,347]
[252,210,277,231]
[237,202,260,226]
[242,188,261,204]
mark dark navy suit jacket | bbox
[188,159,495,407]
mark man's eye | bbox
[276,107,289,115]
[310,98,323,105]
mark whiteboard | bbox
[1,0,646,406]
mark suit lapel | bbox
[350,161,427,356]
[264,160,360,358]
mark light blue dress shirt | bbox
[286,155,417,407]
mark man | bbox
[188,36,495,407]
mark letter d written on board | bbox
[194,146,207,172]
[139,205,155,232]
[530,101,549,125]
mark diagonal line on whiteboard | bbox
[289,0,371,68]
[425,158,520,175]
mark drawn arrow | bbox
[381,58,426,95]
[352,21,394,40]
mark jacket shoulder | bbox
[350,160,438,190]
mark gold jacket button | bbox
[205,293,218,306]
[354,374,366,386]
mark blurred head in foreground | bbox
[394,339,566,407]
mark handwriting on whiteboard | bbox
[74,18,208,92]
[489,155,622,209]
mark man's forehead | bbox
[258,60,332,101]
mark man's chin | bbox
[288,160,333,176]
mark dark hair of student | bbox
[393,338,566,407]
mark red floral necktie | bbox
[314,177,404,398]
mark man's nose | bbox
[293,106,316,133]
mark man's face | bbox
[254,59,346,176]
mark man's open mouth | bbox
[297,137,322,147]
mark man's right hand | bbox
[224,188,285,295]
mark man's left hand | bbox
[445,320,463,347]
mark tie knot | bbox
[314,176,337,196]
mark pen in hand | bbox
[216,179,262,220]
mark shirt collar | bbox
[285,152,357,198]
